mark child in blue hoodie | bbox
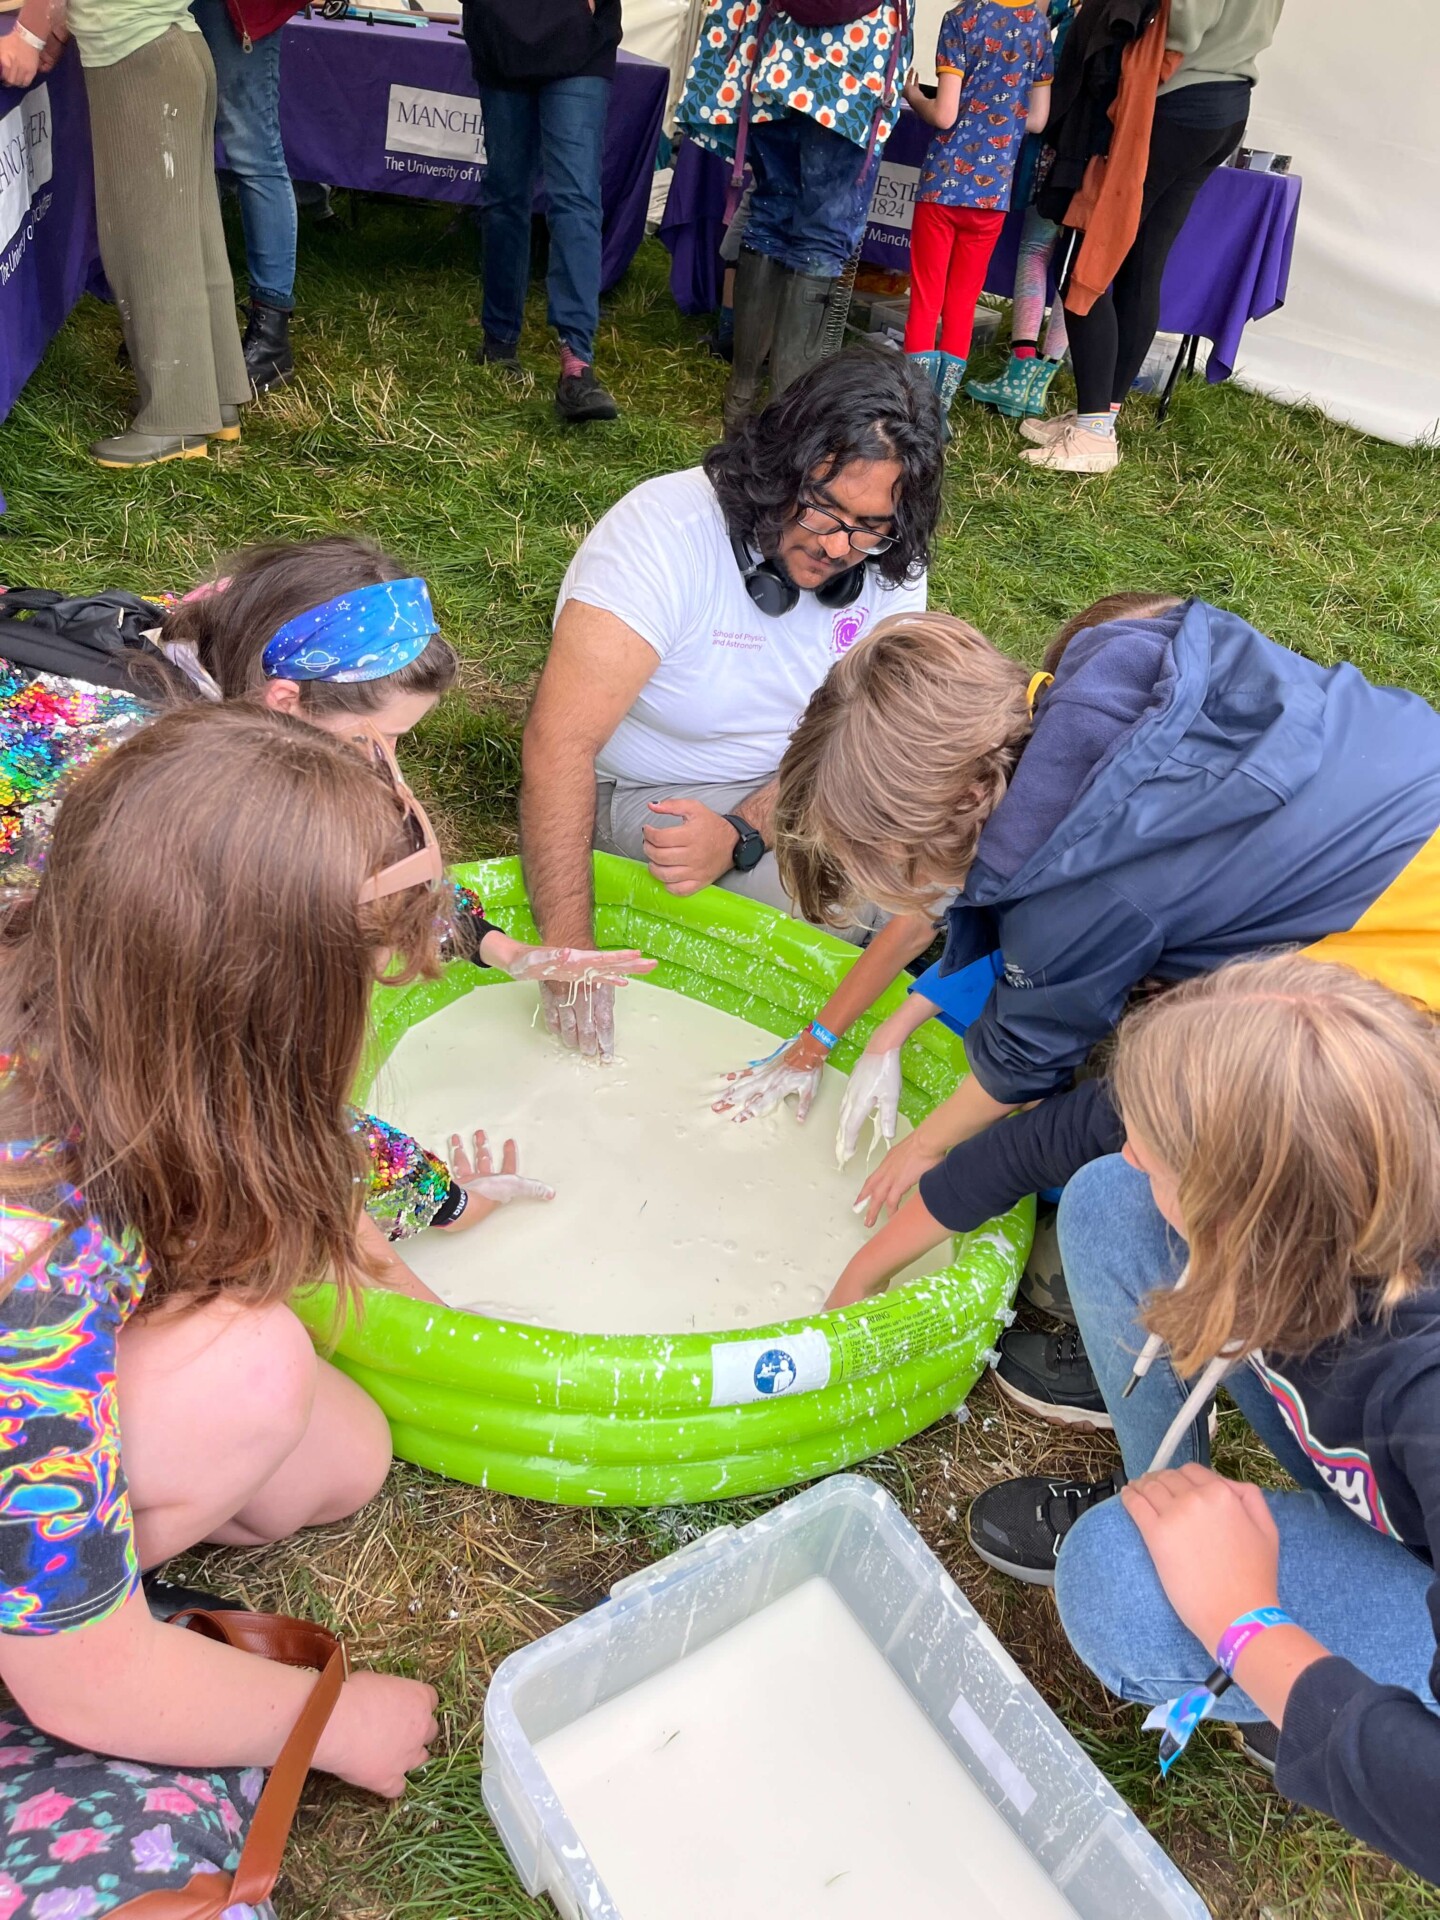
[767,597,1440,1251]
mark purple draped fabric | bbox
[662,109,1299,382]
[276,17,666,293]
[0,40,104,437]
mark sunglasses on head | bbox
[350,727,445,904]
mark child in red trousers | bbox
[903,1,1053,435]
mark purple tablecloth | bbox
[277,19,667,293]
[662,114,1300,381]
[0,40,103,434]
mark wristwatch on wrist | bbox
[722,813,766,873]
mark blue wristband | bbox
[808,1019,839,1051]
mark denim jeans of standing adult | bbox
[477,77,610,363]
[191,0,297,308]
[1051,1155,1439,1723]
[744,112,880,278]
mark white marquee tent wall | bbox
[624,0,1440,444]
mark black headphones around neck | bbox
[730,533,867,618]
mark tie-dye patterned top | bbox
[0,1105,452,1636]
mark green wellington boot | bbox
[723,249,788,436]
[769,267,839,398]
[934,352,967,443]
[965,352,1062,420]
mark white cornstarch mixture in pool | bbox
[534,1578,1080,1920]
[375,981,943,1332]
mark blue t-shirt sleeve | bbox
[935,7,968,74]
[0,1242,139,1636]
[1033,20,1055,82]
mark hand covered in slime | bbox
[713,1029,828,1124]
[854,1128,944,1227]
[495,938,653,1064]
[447,1128,554,1223]
[836,1046,901,1165]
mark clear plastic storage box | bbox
[482,1475,1209,1920]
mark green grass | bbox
[4,195,1439,1920]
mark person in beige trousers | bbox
[41,0,253,467]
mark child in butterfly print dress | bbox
[902,0,1054,429]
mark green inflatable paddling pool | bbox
[292,855,1033,1506]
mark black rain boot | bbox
[770,268,839,397]
[723,248,787,437]
[243,297,295,394]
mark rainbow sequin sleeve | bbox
[354,1110,456,1242]
[0,1206,147,1636]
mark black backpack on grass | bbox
[0,587,173,693]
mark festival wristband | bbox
[15,22,47,49]
[1145,1668,1233,1777]
[1215,1605,1295,1677]
[808,1020,839,1051]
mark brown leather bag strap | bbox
[107,1610,349,1920]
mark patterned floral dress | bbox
[678,0,910,158]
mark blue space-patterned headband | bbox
[261,577,438,683]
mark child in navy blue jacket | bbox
[772,598,1440,1293]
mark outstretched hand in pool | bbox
[529,946,658,1062]
[712,1028,828,1124]
[444,1128,555,1224]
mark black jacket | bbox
[1035,0,1157,220]
[462,0,622,88]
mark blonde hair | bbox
[1113,955,1440,1375]
[776,613,1031,926]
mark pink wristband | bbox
[1215,1606,1294,1678]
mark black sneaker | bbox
[968,1473,1121,1584]
[142,1572,239,1621]
[1238,1720,1281,1777]
[993,1326,1113,1431]
[476,335,525,378]
[556,365,620,423]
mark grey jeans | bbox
[594,776,875,944]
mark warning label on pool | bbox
[709,1330,833,1407]
[833,1298,958,1381]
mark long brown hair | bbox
[1113,955,1440,1373]
[776,612,1032,926]
[163,535,458,715]
[0,706,445,1311]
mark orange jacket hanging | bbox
[1062,0,1182,316]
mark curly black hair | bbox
[702,344,945,588]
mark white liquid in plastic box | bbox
[534,1578,1079,1920]
[375,981,940,1333]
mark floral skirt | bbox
[0,1715,275,1920]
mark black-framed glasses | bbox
[795,499,897,555]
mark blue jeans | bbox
[191,0,297,307]
[477,77,610,362]
[744,112,879,277]
[1052,1155,1438,1722]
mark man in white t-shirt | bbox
[520,346,945,1055]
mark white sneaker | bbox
[1018,409,1076,446]
[1021,421,1120,473]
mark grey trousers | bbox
[594,775,876,945]
[84,27,251,434]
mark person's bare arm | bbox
[520,602,660,947]
[641,775,781,897]
[902,66,964,131]
[0,1588,437,1797]
[357,1210,444,1305]
[1026,81,1051,134]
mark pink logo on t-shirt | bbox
[831,608,869,654]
